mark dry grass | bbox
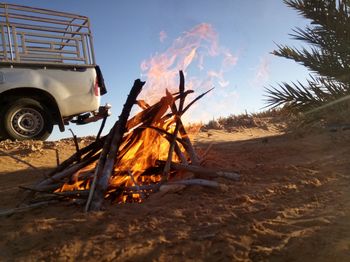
[200,109,286,132]
[200,103,350,135]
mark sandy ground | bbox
[0,125,350,261]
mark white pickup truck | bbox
[0,3,108,140]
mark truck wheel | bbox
[1,98,53,141]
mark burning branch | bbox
[87,79,145,211]
[163,71,187,180]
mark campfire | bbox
[22,71,240,212]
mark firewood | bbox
[163,71,188,179]
[46,137,105,177]
[125,89,192,132]
[55,148,60,167]
[28,190,89,203]
[174,143,188,164]
[20,184,63,193]
[163,90,181,180]
[124,184,161,192]
[53,190,89,198]
[168,179,220,188]
[177,121,200,165]
[85,124,116,212]
[159,184,186,194]
[21,73,223,211]
[36,153,100,188]
[147,184,186,199]
[175,87,214,165]
[156,160,240,181]
[168,106,199,165]
[126,178,220,199]
[69,128,81,161]
[88,79,145,211]
[178,70,185,111]
[126,94,173,131]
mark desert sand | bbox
[0,123,350,261]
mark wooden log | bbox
[29,190,89,202]
[55,148,60,167]
[164,114,199,165]
[126,94,173,131]
[156,160,240,181]
[35,153,100,188]
[125,178,220,195]
[124,183,161,192]
[174,142,188,164]
[163,91,181,180]
[163,71,190,176]
[85,124,116,212]
[46,137,105,177]
[178,87,214,165]
[20,183,63,193]
[178,119,200,165]
[177,70,186,112]
[168,179,219,188]
[88,79,145,211]
[69,128,81,161]
[54,190,89,198]
[125,89,192,131]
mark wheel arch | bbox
[0,87,65,131]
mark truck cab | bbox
[0,3,108,140]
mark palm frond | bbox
[266,0,350,113]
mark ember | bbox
[23,71,240,212]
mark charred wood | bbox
[88,79,145,211]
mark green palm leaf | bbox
[266,0,350,115]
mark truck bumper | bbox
[71,103,112,125]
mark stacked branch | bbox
[20,71,240,212]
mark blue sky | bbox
[5,0,310,140]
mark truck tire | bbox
[0,98,53,141]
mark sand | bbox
[0,126,350,261]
